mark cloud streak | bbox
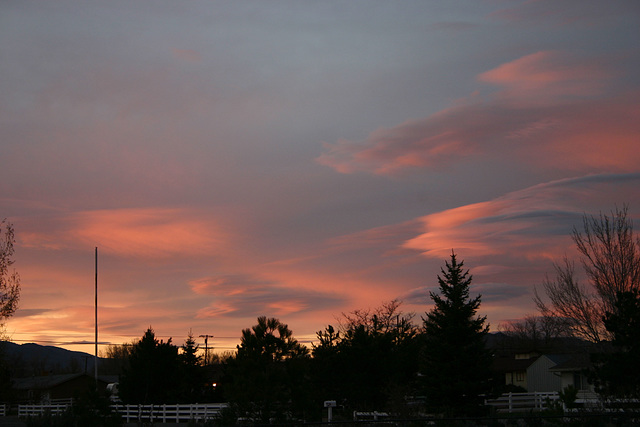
[19,208,230,258]
[190,274,346,319]
[317,51,639,175]
[404,174,640,260]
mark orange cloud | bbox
[188,271,347,322]
[19,208,229,259]
[478,51,611,100]
[318,51,638,176]
[196,303,237,319]
[403,174,640,261]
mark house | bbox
[548,353,592,392]
[492,352,539,391]
[493,351,594,394]
[527,353,593,393]
[12,373,110,403]
[527,354,569,392]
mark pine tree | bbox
[225,317,311,423]
[179,330,206,402]
[592,290,640,399]
[421,252,492,415]
[118,328,181,404]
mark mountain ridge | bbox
[0,341,105,377]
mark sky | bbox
[1,1,639,355]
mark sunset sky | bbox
[1,1,639,355]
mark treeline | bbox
[114,252,493,423]
[3,207,640,424]
[107,206,640,423]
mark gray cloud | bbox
[401,282,529,307]
[11,308,53,318]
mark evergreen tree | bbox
[591,290,640,399]
[421,252,492,415]
[178,330,207,403]
[224,317,311,423]
[118,328,181,404]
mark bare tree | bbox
[500,314,567,349]
[1,219,20,323]
[338,299,417,341]
[574,206,640,311]
[534,206,640,342]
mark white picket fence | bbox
[112,403,228,423]
[485,392,559,413]
[0,403,6,417]
[17,402,227,422]
[18,401,72,417]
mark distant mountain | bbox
[0,341,103,377]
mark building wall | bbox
[527,356,562,392]
[51,376,97,400]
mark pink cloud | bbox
[403,174,640,261]
[478,51,610,99]
[316,105,488,175]
[196,303,237,319]
[317,51,638,176]
[188,275,270,296]
[189,274,346,320]
[19,208,230,259]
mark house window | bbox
[516,371,525,382]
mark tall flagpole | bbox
[95,247,98,382]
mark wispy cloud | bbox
[190,274,346,319]
[19,208,230,258]
[490,0,632,26]
[317,51,638,175]
[403,173,640,260]
[402,282,530,306]
[478,51,610,100]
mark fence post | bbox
[508,392,513,413]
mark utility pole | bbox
[94,247,98,383]
[199,334,214,365]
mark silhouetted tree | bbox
[0,220,20,403]
[100,342,134,376]
[421,252,492,415]
[224,316,311,423]
[535,206,640,342]
[1,219,20,325]
[312,300,420,416]
[499,315,570,353]
[178,330,207,402]
[118,328,181,404]
[0,343,12,402]
[591,290,640,399]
